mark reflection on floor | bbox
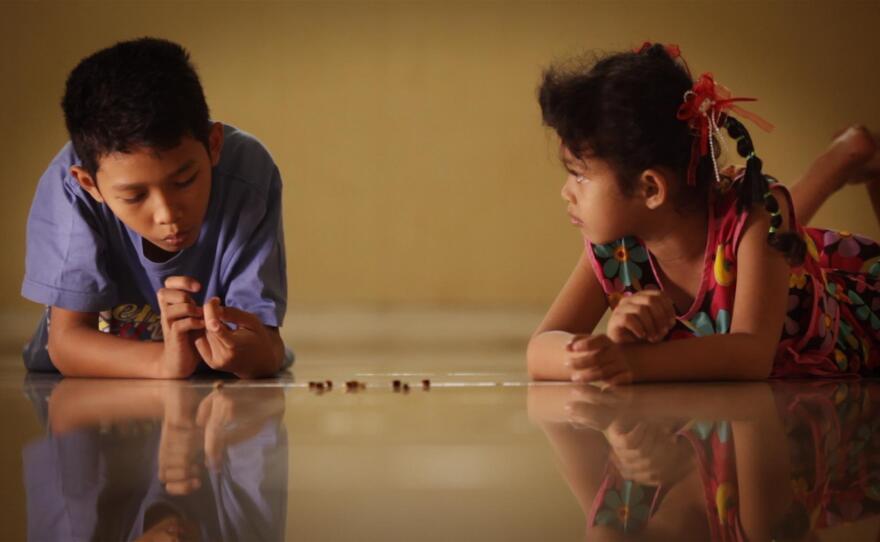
[1,308,878,540]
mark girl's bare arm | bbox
[527,250,609,380]
[623,196,790,382]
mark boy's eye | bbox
[575,175,589,184]
[120,193,146,204]
[175,173,197,188]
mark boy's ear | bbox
[638,168,670,210]
[208,122,224,167]
[70,166,104,204]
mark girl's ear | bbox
[70,166,104,203]
[638,168,670,210]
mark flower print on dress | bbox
[594,238,649,288]
[784,295,801,336]
[688,310,731,337]
[824,231,876,271]
[824,231,875,258]
[847,290,880,331]
[713,244,735,287]
[789,271,808,290]
[593,480,652,533]
[861,255,880,278]
[815,296,838,352]
[691,420,731,443]
[804,232,821,263]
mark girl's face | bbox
[559,146,642,244]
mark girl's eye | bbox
[575,175,589,184]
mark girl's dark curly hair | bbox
[538,44,804,265]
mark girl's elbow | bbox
[744,344,776,380]
[525,336,548,381]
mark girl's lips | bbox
[568,213,583,226]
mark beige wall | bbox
[2,1,879,312]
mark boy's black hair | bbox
[538,44,805,264]
[61,37,211,177]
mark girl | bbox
[527,43,880,384]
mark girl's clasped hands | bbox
[566,290,677,386]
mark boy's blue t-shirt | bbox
[21,124,286,344]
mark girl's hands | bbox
[566,334,633,386]
[604,419,693,487]
[606,290,676,344]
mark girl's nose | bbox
[560,177,576,203]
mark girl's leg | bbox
[789,125,878,225]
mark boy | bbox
[21,37,289,378]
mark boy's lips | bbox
[163,229,191,247]
[568,213,584,226]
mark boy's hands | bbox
[194,297,280,377]
[156,276,205,379]
[566,334,633,386]
[606,290,676,344]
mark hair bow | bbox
[633,41,682,59]
[676,73,775,186]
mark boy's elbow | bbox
[46,328,76,377]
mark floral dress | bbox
[585,172,880,377]
[589,421,745,540]
[588,382,880,540]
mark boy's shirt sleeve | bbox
[21,145,116,312]
[218,132,287,328]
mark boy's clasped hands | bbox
[157,276,276,378]
[565,289,677,386]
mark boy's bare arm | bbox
[48,276,207,379]
[48,308,168,378]
[47,379,170,432]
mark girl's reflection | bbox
[21,378,287,542]
[529,381,880,541]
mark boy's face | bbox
[72,123,223,256]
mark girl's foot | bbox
[827,125,878,187]
[846,130,880,185]
[791,125,877,225]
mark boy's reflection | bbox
[22,378,287,541]
[526,382,871,541]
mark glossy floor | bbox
[1,311,879,540]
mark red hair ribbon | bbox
[634,41,682,60]
[676,72,775,185]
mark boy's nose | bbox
[153,194,182,225]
